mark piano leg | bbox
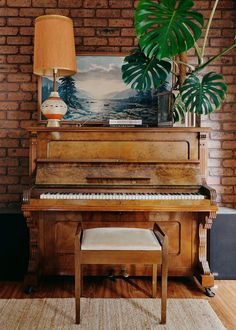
[23,211,40,292]
[195,218,216,296]
[205,288,215,297]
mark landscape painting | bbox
[41,54,173,126]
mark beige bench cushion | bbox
[81,228,161,251]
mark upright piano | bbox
[22,126,217,296]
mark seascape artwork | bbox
[41,55,173,126]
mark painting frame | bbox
[38,52,174,127]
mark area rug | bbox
[0,298,225,330]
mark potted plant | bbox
[122,0,236,124]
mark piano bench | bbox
[74,223,168,325]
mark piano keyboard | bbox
[40,192,205,200]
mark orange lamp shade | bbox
[33,15,77,76]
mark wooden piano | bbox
[22,126,217,296]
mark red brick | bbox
[0,0,6,6]
[222,141,236,149]
[0,82,19,91]
[7,91,32,101]
[84,0,108,8]
[91,46,120,52]
[19,64,33,73]
[7,0,31,6]
[0,158,18,167]
[222,195,236,203]
[7,36,31,45]
[20,46,34,54]
[223,159,236,167]
[215,185,234,194]
[222,29,236,37]
[0,120,19,128]
[32,0,57,7]
[45,9,70,15]
[84,18,108,27]
[222,123,236,131]
[109,0,132,8]
[0,27,18,35]
[7,73,31,83]
[84,37,108,46]
[19,8,44,17]
[0,17,6,26]
[109,18,133,27]
[0,8,18,16]
[8,148,29,157]
[0,175,19,184]
[71,9,95,17]
[0,36,6,44]
[0,149,6,156]
[0,139,19,148]
[109,37,133,46]
[58,0,82,7]
[19,27,34,35]
[222,177,236,185]
[0,45,18,54]
[7,111,31,120]
[20,82,37,91]
[210,112,236,121]
[0,73,5,81]
[96,9,120,17]
[7,129,28,138]
[223,66,236,75]
[0,194,20,202]
[96,27,120,36]
[121,9,134,18]
[0,102,19,110]
[7,184,25,193]
[7,18,32,26]
[7,55,31,64]
[74,27,95,37]
[20,101,37,110]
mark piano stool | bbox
[74,223,168,325]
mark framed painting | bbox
[38,52,173,127]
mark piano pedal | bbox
[107,269,116,281]
[120,267,129,278]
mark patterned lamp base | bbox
[41,91,67,127]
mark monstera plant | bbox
[122,0,236,123]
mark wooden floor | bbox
[0,276,236,329]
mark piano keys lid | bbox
[35,159,202,186]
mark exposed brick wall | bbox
[0,0,235,208]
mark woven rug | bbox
[0,298,225,330]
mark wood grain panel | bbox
[47,141,189,161]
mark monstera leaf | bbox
[122,49,171,91]
[135,0,204,59]
[180,72,228,114]
[173,94,187,123]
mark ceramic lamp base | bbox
[47,119,61,127]
[41,91,67,127]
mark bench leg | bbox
[152,264,157,298]
[75,248,81,324]
[161,263,167,324]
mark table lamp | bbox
[34,15,77,126]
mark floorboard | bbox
[0,276,235,329]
